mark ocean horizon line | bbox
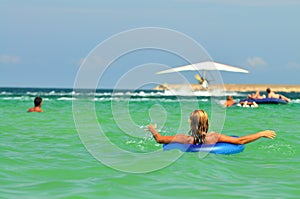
[1,83,300,91]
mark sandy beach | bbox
[154,84,300,92]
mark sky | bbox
[1,0,300,89]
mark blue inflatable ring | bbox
[240,98,287,104]
[163,142,245,155]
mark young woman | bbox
[147,110,276,145]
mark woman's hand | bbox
[146,124,163,143]
[146,124,157,133]
[261,130,276,139]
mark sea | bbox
[1,87,299,199]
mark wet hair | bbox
[266,88,271,93]
[34,97,42,107]
[189,110,209,144]
[227,96,233,100]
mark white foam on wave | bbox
[94,92,113,96]
[0,96,50,101]
[0,91,13,95]
[1,96,31,101]
[93,97,153,102]
[25,90,79,97]
[291,99,300,103]
[46,91,78,96]
[93,91,165,97]
[94,90,244,98]
[17,89,246,98]
[92,97,209,103]
[160,89,245,97]
[26,91,38,96]
[57,97,77,101]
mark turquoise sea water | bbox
[1,88,300,198]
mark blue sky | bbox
[1,0,300,88]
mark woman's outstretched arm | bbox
[146,124,193,144]
[216,130,276,144]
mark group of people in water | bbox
[224,87,291,107]
[147,87,290,146]
[28,88,290,112]
[248,88,291,102]
[28,90,280,147]
[224,96,258,108]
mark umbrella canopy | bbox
[156,61,249,74]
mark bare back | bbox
[28,107,43,112]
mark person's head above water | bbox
[266,88,271,94]
[34,97,42,107]
[189,110,209,144]
[28,97,43,112]
[227,96,233,100]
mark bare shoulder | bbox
[28,107,43,112]
[173,134,194,144]
[206,132,239,144]
[205,132,220,144]
[36,108,43,112]
[207,132,220,138]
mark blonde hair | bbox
[189,110,209,144]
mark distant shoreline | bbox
[153,84,300,92]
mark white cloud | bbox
[246,57,267,68]
[287,62,300,70]
[0,55,20,64]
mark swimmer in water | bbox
[28,97,43,112]
[147,110,276,145]
[247,91,266,99]
[266,88,290,102]
[223,96,236,107]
